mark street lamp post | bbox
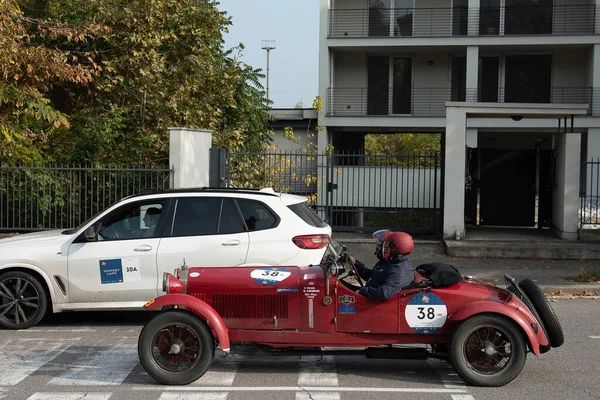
[261,40,276,102]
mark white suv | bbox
[0,188,331,329]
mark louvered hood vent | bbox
[212,293,288,319]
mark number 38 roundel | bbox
[405,292,447,333]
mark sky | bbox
[217,0,319,108]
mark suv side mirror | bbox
[84,225,97,241]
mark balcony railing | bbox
[329,5,597,38]
[327,87,598,117]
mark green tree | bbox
[7,0,273,165]
[0,0,106,164]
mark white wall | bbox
[315,165,442,209]
[334,52,367,87]
[552,49,590,88]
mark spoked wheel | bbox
[138,310,214,385]
[0,271,48,329]
[450,315,527,387]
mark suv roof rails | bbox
[122,187,280,200]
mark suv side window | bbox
[171,197,246,237]
[97,201,166,241]
[236,199,278,231]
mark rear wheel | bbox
[450,315,527,387]
[138,310,214,385]
[518,279,564,348]
[0,271,48,329]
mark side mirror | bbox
[84,225,97,241]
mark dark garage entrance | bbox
[465,133,554,227]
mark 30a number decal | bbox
[417,307,435,320]
[126,267,138,273]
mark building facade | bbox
[318,0,600,239]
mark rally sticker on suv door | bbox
[250,268,291,285]
[100,258,141,284]
[405,292,447,333]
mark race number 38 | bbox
[405,292,447,333]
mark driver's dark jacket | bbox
[354,255,414,301]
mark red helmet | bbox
[383,231,414,260]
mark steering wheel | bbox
[348,257,364,288]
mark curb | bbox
[539,284,600,296]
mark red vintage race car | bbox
[137,241,564,387]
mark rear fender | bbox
[144,294,230,353]
[449,301,546,357]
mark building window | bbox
[505,0,552,35]
[367,56,390,115]
[452,0,468,36]
[451,57,466,101]
[505,55,551,103]
[480,0,500,35]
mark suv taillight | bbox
[292,234,331,249]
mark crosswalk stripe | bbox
[191,356,239,386]
[429,359,467,389]
[27,393,112,400]
[49,342,138,386]
[451,395,476,400]
[296,392,340,400]
[298,356,338,387]
[133,386,468,393]
[0,339,76,386]
[159,393,228,400]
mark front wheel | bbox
[138,310,215,385]
[0,271,48,329]
[450,315,527,387]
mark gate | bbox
[210,149,442,235]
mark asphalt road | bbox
[0,299,598,400]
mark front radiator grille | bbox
[212,293,288,319]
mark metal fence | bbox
[0,164,172,231]
[214,150,443,235]
[327,87,598,117]
[580,158,600,227]
[328,5,596,38]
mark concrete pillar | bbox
[466,128,478,148]
[551,132,581,240]
[169,128,212,189]
[319,0,331,129]
[443,107,467,239]
[466,46,479,102]
[468,0,480,36]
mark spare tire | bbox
[518,279,564,348]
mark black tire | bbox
[138,310,214,385]
[450,315,527,387]
[518,279,564,348]
[0,271,48,329]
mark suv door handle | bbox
[222,240,241,246]
[134,245,153,252]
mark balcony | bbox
[328,5,597,38]
[326,87,597,117]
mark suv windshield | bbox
[288,202,328,228]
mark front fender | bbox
[0,263,59,306]
[144,294,230,353]
[449,301,546,357]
